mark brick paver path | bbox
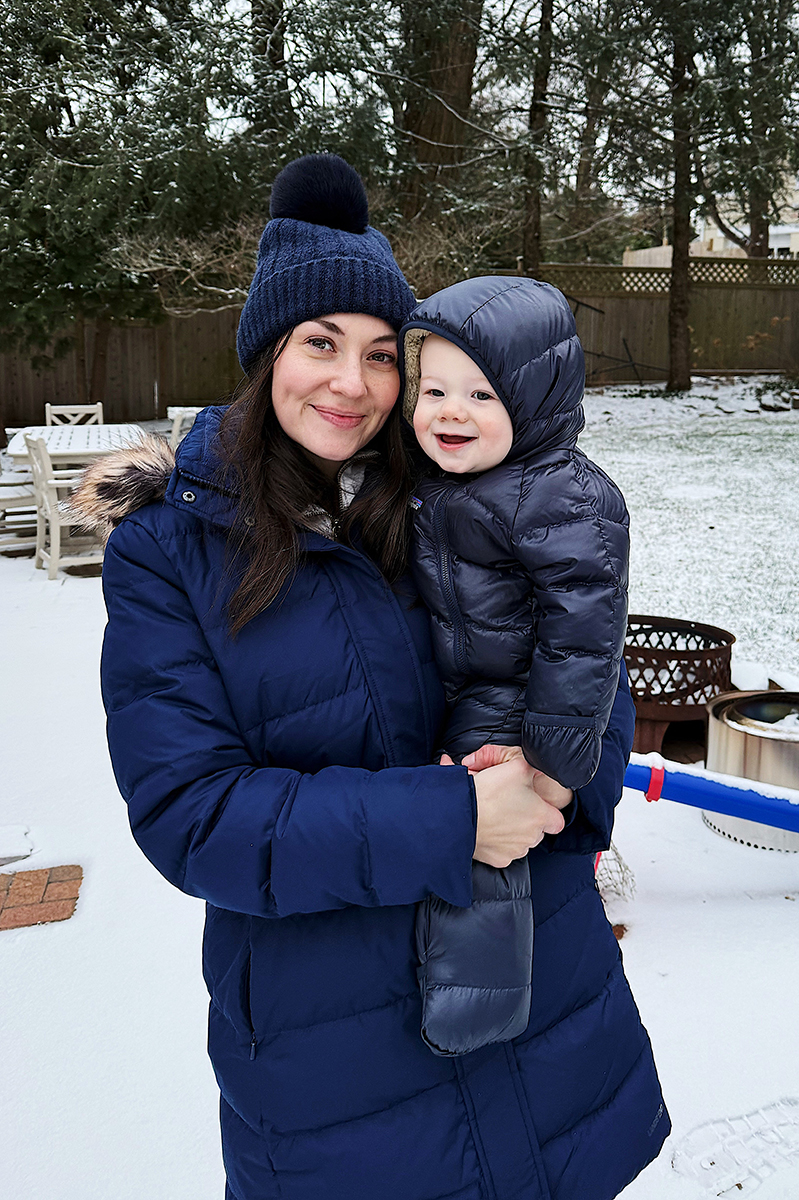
[0,865,83,930]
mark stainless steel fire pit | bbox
[705,690,799,851]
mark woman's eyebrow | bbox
[310,320,395,346]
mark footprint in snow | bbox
[671,1097,799,1195]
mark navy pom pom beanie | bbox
[237,154,416,374]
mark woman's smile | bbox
[311,405,367,429]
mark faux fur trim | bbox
[402,328,429,422]
[66,435,175,542]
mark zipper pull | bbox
[250,1032,257,1061]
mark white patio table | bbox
[7,423,147,467]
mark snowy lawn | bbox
[1,377,798,1199]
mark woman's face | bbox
[271,313,400,478]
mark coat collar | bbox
[168,405,378,549]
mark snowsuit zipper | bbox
[432,490,469,678]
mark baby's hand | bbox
[531,771,573,810]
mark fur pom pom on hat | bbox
[236,154,416,374]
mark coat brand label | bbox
[647,1103,665,1136]
[409,496,423,510]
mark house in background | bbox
[624,177,799,265]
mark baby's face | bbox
[413,335,513,474]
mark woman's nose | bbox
[329,356,368,400]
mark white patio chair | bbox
[45,403,104,425]
[168,406,204,449]
[24,435,104,579]
[0,462,37,551]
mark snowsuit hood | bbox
[399,276,585,463]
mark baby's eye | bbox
[473,390,495,402]
[425,387,445,398]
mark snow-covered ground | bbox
[581,376,799,677]
[1,377,798,1198]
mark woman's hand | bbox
[459,744,574,811]
[440,752,566,868]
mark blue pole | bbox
[624,761,799,834]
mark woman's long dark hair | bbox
[217,338,414,635]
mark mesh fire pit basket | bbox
[624,615,735,754]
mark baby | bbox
[399,276,629,1055]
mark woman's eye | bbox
[369,351,397,365]
[307,337,334,351]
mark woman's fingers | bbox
[461,743,523,771]
[472,755,565,866]
[439,752,456,766]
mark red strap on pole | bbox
[646,762,665,802]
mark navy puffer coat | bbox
[400,277,629,791]
[95,407,668,1200]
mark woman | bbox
[74,154,668,1200]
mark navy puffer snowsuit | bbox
[400,278,631,1058]
[400,276,629,791]
[97,407,668,1200]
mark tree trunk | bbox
[251,0,294,136]
[522,0,553,274]
[569,74,611,256]
[668,37,693,391]
[399,0,483,218]
[89,317,111,407]
[744,15,771,258]
[74,312,88,405]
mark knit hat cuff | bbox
[237,254,415,373]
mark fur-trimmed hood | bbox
[68,434,176,541]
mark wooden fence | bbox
[534,258,799,384]
[3,257,798,424]
[1,309,243,427]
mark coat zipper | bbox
[245,941,257,1060]
[432,490,469,677]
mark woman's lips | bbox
[312,406,365,429]
[435,432,476,450]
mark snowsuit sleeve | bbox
[100,517,477,918]
[545,662,636,854]
[511,456,630,790]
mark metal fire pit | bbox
[705,690,799,851]
[624,615,735,754]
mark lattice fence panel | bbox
[537,265,670,295]
[690,257,799,286]
[535,257,799,294]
